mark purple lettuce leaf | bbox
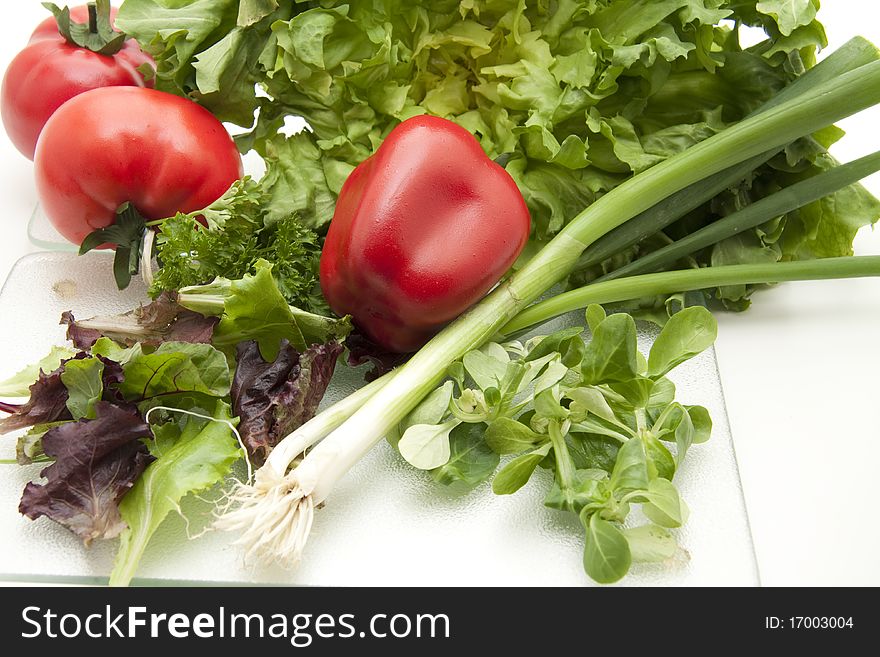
[232,339,343,465]
[0,358,80,434]
[19,401,154,545]
[59,313,101,352]
[344,331,410,382]
[97,356,126,405]
[0,354,127,434]
[61,292,218,350]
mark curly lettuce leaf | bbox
[756,0,819,37]
[115,0,240,91]
[259,132,347,229]
[238,0,280,27]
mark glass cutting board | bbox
[26,204,77,253]
[0,252,759,586]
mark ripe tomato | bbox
[34,86,243,246]
[1,3,154,160]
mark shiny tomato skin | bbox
[1,5,154,159]
[34,86,243,246]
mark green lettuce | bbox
[110,397,242,586]
[208,259,350,360]
[0,346,75,397]
[60,357,105,420]
[117,342,231,401]
[119,0,877,318]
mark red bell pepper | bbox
[320,115,531,353]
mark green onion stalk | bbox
[215,56,880,567]
[501,256,880,335]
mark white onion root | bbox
[214,371,395,566]
[216,468,314,567]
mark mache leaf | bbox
[647,306,718,379]
[398,419,460,470]
[581,313,639,385]
[431,422,500,487]
[642,477,690,528]
[492,443,552,495]
[609,437,650,493]
[395,381,454,445]
[583,513,631,584]
[623,524,678,562]
[484,417,545,455]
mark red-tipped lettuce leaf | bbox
[345,331,410,382]
[0,359,80,434]
[231,339,343,465]
[61,292,218,351]
[19,402,154,544]
[0,354,128,434]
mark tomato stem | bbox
[88,3,98,34]
[45,0,127,55]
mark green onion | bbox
[592,150,880,283]
[573,36,880,273]
[572,150,775,272]
[502,256,880,335]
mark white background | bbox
[0,1,878,586]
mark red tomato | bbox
[1,4,154,160]
[34,86,243,246]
